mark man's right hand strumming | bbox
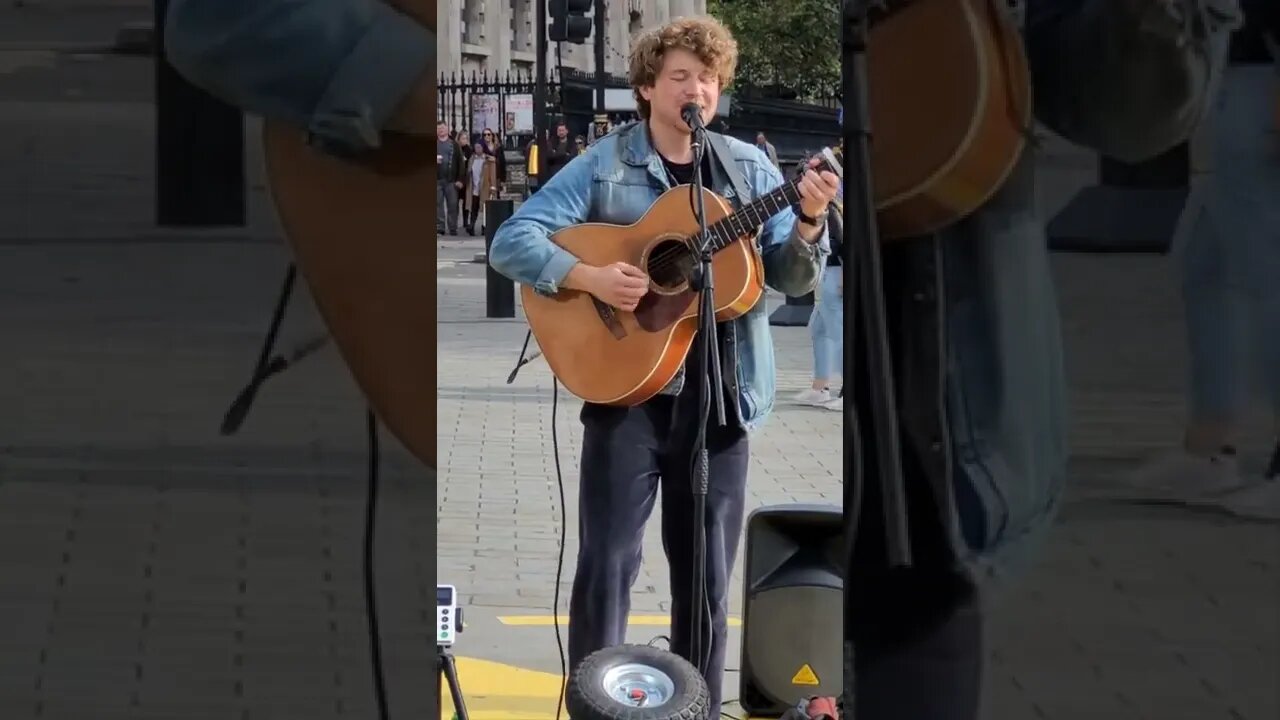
[567,262,649,312]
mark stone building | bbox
[437,0,707,78]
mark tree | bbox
[708,0,840,101]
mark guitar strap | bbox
[695,131,758,427]
[704,131,752,213]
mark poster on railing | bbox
[505,94,534,135]
[470,94,500,136]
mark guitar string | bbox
[643,183,808,276]
[638,146,838,278]
[641,161,827,280]
[643,194,773,274]
[644,184,804,279]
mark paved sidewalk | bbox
[0,240,437,720]
[2,47,434,718]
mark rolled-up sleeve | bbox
[163,0,433,157]
[754,161,826,297]
[488,153,596,296]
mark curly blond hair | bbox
[628,15,738,120]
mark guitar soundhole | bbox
[646,238,696,293]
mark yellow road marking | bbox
[441,656,564,720]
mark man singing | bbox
[487,15,841,715]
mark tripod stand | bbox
[437,645,471,720]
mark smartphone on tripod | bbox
[437,585,470,720]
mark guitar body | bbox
[262,121,436,469]
[520,185,766,406]
[868,0,1033,238]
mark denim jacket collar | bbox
[618,121,745,213]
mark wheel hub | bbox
[601,663,676,708]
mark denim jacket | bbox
[161,0,434,158]
[158,0,1239,585]
[487,121,829,431]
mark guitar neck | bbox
[700,169,821,253]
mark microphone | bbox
[680,102,706,132]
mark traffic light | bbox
[549,0,592,44]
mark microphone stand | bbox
[684,108,725,678]
[842,0,912,710]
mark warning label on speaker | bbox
[791,664,820,686]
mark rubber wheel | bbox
[566,644,709,720]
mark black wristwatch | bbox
[796,207,825,227]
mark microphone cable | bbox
[220,262,389,717]
[550,378,569,720]
[508,333,568,720]
[363,408,391,720]
[538,37,573,718]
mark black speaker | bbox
[738,504,844,716]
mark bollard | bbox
[769,291,814,327]
[154,0,247,227]
[484,199,516,318]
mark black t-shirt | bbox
[661,153,709,188]
[658,153,740,430]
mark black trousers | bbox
[568,394,748,716]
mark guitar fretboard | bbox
[696,156,835,252]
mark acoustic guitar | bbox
[866,0,1033,238]
[519,146,844,407]
[261,1,436,469]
